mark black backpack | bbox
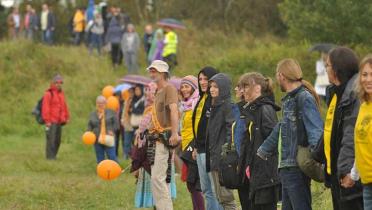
[32,91,52,125]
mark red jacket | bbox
[41,84,69,124]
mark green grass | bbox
[0,35,348,209]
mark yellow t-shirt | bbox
[193,95,207,137]
[181,110,193,151]
[324,94,337,175]
[355,102,372,184]
[73,11,85,32]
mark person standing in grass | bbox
[121,24,140,74]
[87,95,119,163]
[350,54,372,209]
[257,59,323,210]
[41,74,69,160]
[323,47,363,210]
[207,73,237,210]
[179,75,205,210]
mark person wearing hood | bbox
[41,74,70,160]
[257,59,323,210]
[191,67,222,210]
[237,72,280,210]
[324,47,363,210]
[179,75,204,210]
[207,73,237,209]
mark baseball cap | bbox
[147,60,169,73]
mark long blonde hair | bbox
[358,54,372,102]
[277,58,321,110]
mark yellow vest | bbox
[324,94,337,175]
[194,95,206,137]
[355,102,372,184]
[162,31,178,57]
[181,110,193,151]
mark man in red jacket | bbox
[41,74,69,160]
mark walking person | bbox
[87,95,119,163]
[323,47,363,210]
[191,67,222,210]
[147,60,180,210]
[350,54,372,209]
[121,24,140,74]
[179,75,205,210]
[41,74,69,160]
[257,59,324,210]
[237,72,280,210]
[105,9,123,68]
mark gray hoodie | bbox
[206,73,235,171]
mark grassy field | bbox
[0,35,343,209]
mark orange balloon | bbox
[96,160,122,180]
[102,86,114,99]
[121,90,130,101]
[82,131,96,145]
[106,96,119,111]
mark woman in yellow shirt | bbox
[354,55,372,209]
[179,75,205,210]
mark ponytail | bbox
[263,77,274,97]
[301,79,321,111]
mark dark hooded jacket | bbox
[238,95,281,202]
[325,74,363,201]
[206,73,234,171]
[192,67,218,153]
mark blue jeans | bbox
[42,30,53,45]
[94,143,117,163]
[124,130,134,158]
[279,167,311,210]
[196,153,222,210]
[364,185,372,210]
[89,33,103,55]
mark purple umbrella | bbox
[119,75,152,86]
[157,18,186,30]
[169,77,182,90]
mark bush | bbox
[279,0,372,44]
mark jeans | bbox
[89,33,103,55]
[196,153,222,210]
[364,185,372,210]
[42,30,53,45]
[73,32,83,45]
[94,143,117,163]
[123,130,134,158]
[279,167,311,210]
[123,51,139,74]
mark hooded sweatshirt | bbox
[206,73,234,171]
[192,67,218,153]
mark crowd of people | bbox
[35,15,372,208]
[7,3,179,73]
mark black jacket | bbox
[206,73,234,171]
[325,74,362,201]
[192,67,218,153]
[238,96,281,199]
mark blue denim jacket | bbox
[257,86,324,168]
[232,103,246,156]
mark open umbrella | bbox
[157,18,186,30]
[309,43,337,53]
[119,75,152,86]
[169,77,182,90]
[114,83,132,93]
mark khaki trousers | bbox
[151,142,173,210]
[210,170,237,210]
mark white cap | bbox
[147,60,169,73]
